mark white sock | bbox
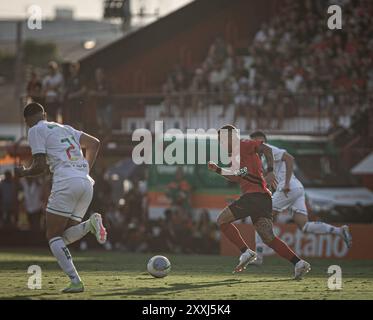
[255,231,265,258]
[62,221,91,245]
[49,237,81,284]
[303,221,341,235]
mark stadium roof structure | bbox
[351,153,373,175]
[79,0,277,93]
[80,0,228,65]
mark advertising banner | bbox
[220,224,373,260]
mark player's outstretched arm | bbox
[80,132,100,170]
[207,161,241,183]
[282,152,294,195]
[258,143,278,189]
[15,154,48,178]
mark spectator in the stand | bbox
[157,210,176,252]
[104,202,124,250]
[124,218,148,252]
[64,62,86,128]
[89,68,112,134]
[161,76,176,117]
[124,180,145,222]
[168,207,190,253]
[89,167,111,214]
[233,77,251,129]
[256,81,271,129]
[165,167,192,215]
[42,61,63,121]
[367,65,373,91]
[170,65,189,91]
[178,211,195,254]
[285,69,304,94]
[275,86,286,129]
[254,23,269,45]
[189,68,208,113]
[207,36,234,66]
[208,63,228,104]
[26,71,43,105]
[194,210,219,254]
[0,171,17,227]
[171,65,189,115]
[20,177,43,232]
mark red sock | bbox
[267,236,300,265]
[220,223,248,253]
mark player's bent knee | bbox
[293,212,308,230]
[255,228,275,244]
[216,214,224,226]
[217,208,234,225]
[46,230,57,241]
[301,221,310,233]
[272,210,280,219]
[46,227,64,241]
[45,211,70,241]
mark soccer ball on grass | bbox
[147,255,171,278]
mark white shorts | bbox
[47,177,93,222]
[272,187,308,216]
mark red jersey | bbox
[235,139,271,195]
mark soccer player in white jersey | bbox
[248,131,352,265]
[15,102,107,293]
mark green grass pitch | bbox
[0,249,372,300]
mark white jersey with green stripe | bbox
[27,120,92,183]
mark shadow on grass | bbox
[92,278,293,298]
[0,292,57,300]
[0,259,287,275]
[0,259,121,272]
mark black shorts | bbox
[228,192,272,223]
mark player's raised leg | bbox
[290,192,352,247]
[294,212,352,248]
[61,213,107,246]
[89,212,107,244]
[62,219,92,245]
[46,212,84,293]
[254,217,311,280]
[217,207,257,273]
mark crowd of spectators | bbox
[87,167,219,254]
[0,171,18,227]
[0,167,219,254]
[0,170,47,231]
[103,205,219,255]
[25,61,113,134]
[24,1,372,132]
[161,0,373,129]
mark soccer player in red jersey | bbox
[208,125,311,279]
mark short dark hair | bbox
[23,102,44,118]
[250,131,267,142]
